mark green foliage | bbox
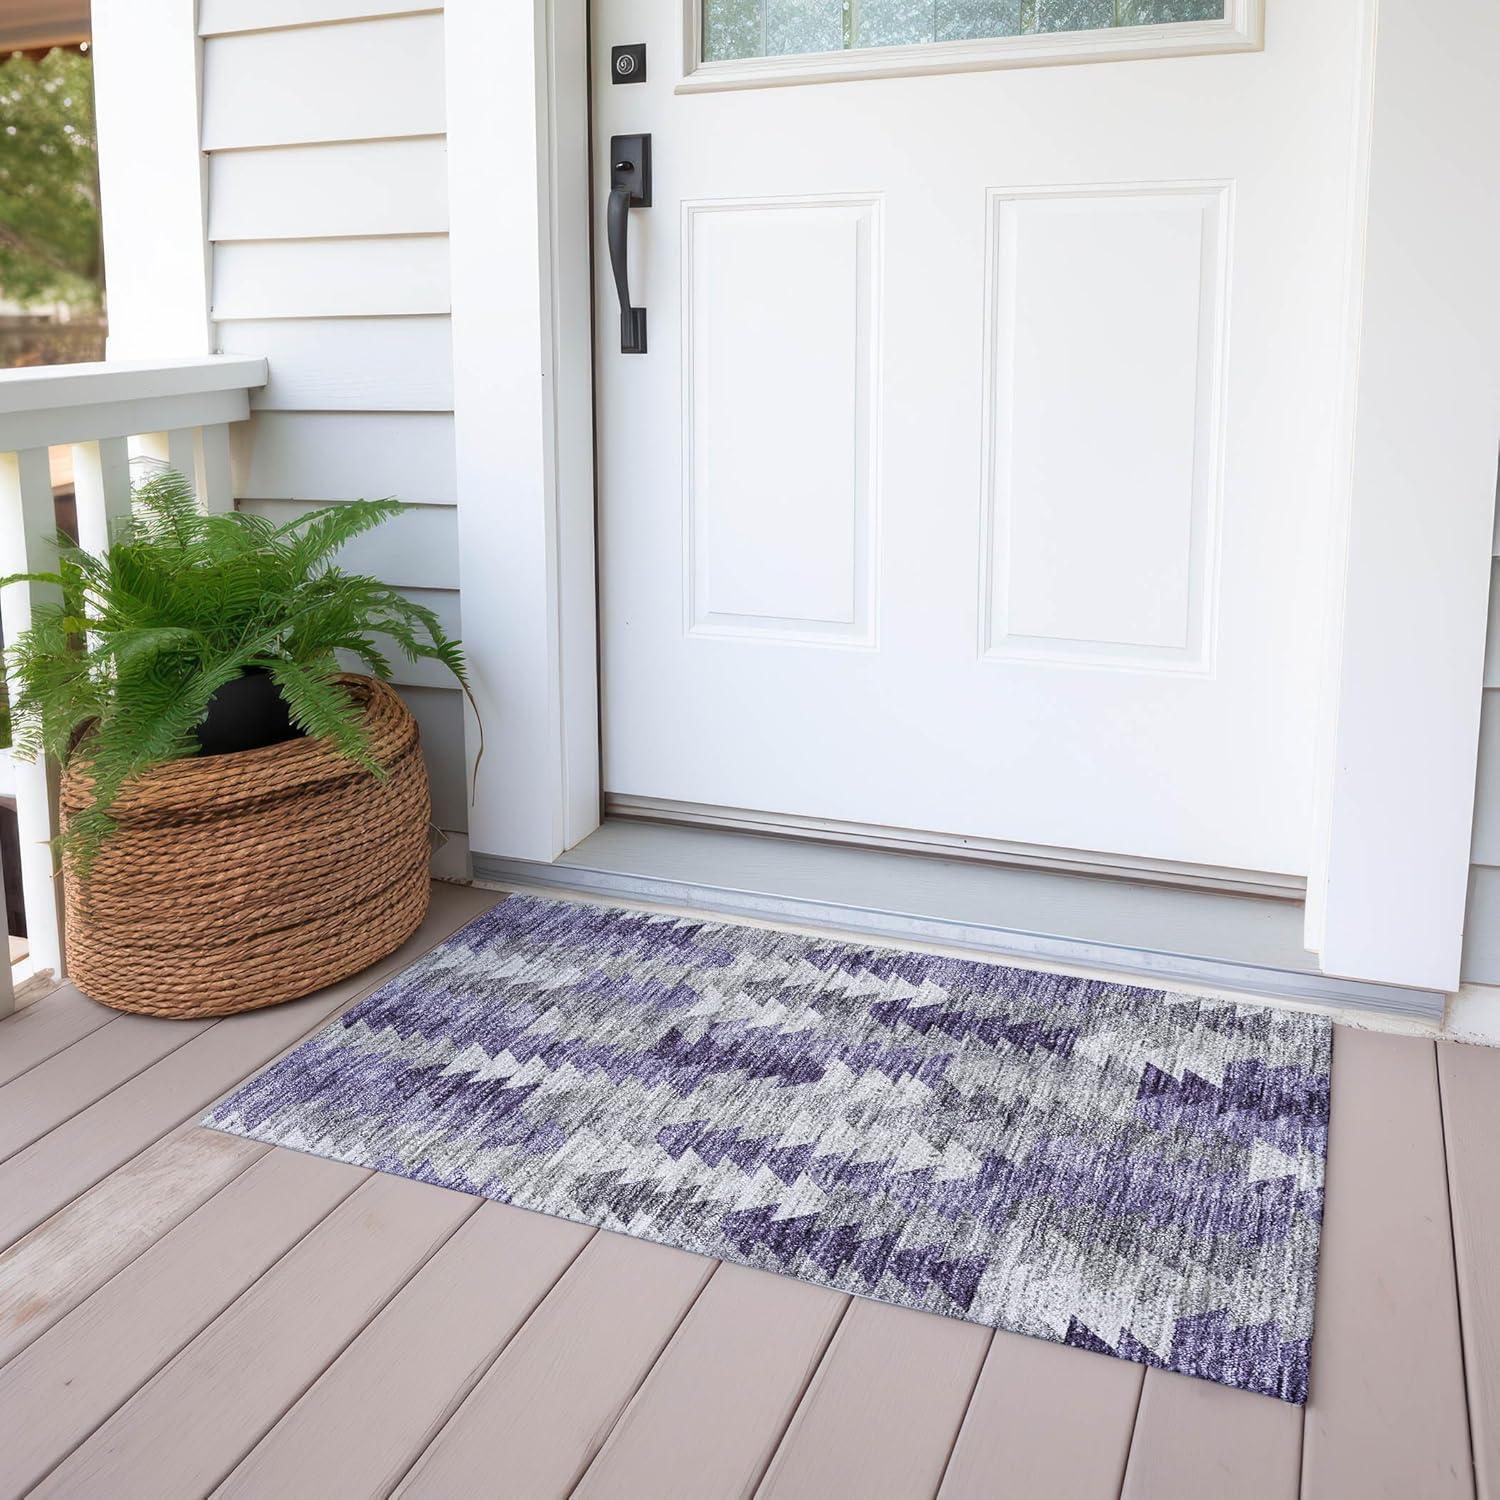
[0,470,470,872]
[0,47,102,309]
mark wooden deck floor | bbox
[0,882,1493,1499]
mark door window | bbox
[704,0,1224,62]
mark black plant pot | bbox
[195,668,305,757]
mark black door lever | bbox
[608,134,651,354]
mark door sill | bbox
[605,794,1306,901]
[472,820,1442,1020]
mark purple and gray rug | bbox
[205,894,1330,1402]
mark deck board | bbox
[756,1297,992,1500]
[0,1011,214,1163]
[939,1333,1143,1498]
[1300,1028,1474,1499]
[1121,1369,1302,1499]
[0,1148,362,1496]
[1438,1036,1500,1496]
[0,1126,269,1366]
[219,1201,594,1498]
[574,1262,848,1500]
[0,982,114,1088]
[396,1230,715,1497]
[33,1172,477,1498]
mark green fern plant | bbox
[0,468,471,873]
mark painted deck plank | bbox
[938,1333,1144,1498]
[756,1297,992,1500]
[1301,1028,1474,1499]
[33,1173,478,1498]
[397,1231,716,1497]
[0,982,114,1087]
[1120,1370,1301,1500]
[1438,1037,1500,1496]
[0,1011,213,1163]
[0,1149,364,1496]
[0,1127,268,1366]
[219,1202,594,1498]
[0,883,498,1249]
[575,1263,849,1500]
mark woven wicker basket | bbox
[61,675,432,1019]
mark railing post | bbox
[70,436,132,556]
[0,448,66,981]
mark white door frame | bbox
[446,0,1500,993]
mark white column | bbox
[0,448,66,980]
[91,0,211,362]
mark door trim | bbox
[445,0,600,862]
[1304,0,1500,990]
[449,0,1500,991]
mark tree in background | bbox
[0,47,102,312]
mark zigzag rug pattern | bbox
[205,894,1331,1402]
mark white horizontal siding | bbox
[1463,867,1500,983]
[400,685,468,831]
[1472,692,1500,866]
[1486,560,1500,688]
[208,139,449,241]
[203,4,467,851]
[1466,542,1500,980]
[212,237,451,320]
[200,0,440,35]
[202,14,445,150]
[238,413,455,505]
[336,588,463,691]
[217,318,454,412]
[237,498,458,590]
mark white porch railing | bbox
[0,355,268,1009]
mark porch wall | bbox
[198,2,469,875]
[1466,541,1500,981]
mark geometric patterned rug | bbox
[204,894,1331,1403]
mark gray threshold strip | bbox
[472,820,1443,1022]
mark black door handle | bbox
[609,134,651,354]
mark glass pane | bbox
[703,0,1225,61]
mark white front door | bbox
[592,2,1366,880]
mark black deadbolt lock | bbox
[611,44,646,83]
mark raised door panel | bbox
[982,185,1228,672]
[684,198,880,645]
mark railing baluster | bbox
[164,428,198,491]
[194,423,235,514]
[70,436,132,556]
[0,447,66,981]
